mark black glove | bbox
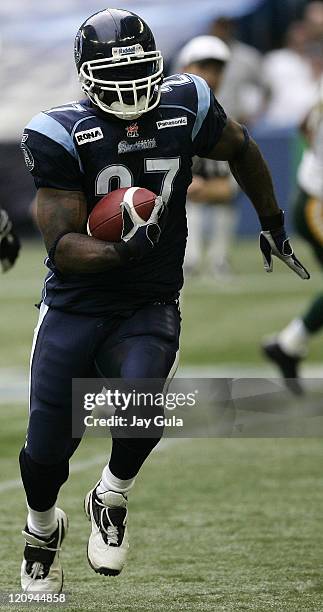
[259,210,310,280]
[116,195,167,263]
[0,209,20,272]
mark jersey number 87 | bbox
[96,157,181,205]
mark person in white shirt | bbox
[262,21,318,127]
[177,35,239,278]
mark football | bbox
[87,187,157,242]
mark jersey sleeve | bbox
[189,74,227,157]
[21,112,83,191]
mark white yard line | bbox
[0,478,21,494]
[1,364,323,405]
[0,439,175,494]
[0,455,109,495]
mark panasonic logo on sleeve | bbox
[75,127,104,145]
[156,117,188,130]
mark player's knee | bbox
[24,439,69,465]
[19,446,69,481]
[26,410,72,465]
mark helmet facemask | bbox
[79,47,163,120]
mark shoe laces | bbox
[25,542,60,588]
[101,517,119,546]
[95,498,121,546]
[30,561,45,580]
[25,561,46,591]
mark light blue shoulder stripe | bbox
[26,112,77,159]
[71,115,96,139]
[189,74,211,141]
[159,104,196,117]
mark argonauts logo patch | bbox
[74,30,84,66]
[20,133,34,171]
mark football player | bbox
[0,208,20,272]
[19,8,310,592]
[263,75,323,394]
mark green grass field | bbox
[1,238,323,611]
[1,238,323,368]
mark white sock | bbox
[96,465,136,496]
[278,318,309,357]
[27,504,57,538]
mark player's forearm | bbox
[55,233,123,274]
[229,139,280,218]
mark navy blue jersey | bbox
[22,74,226,315]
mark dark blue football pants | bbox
[19,302,180,511]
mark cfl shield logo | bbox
[75,127,103,145]
[126,123,139,138]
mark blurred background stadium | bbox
[2,0,323,233]
[1,1,323,609]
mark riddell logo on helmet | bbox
[112,44,144,57]
[75,127,104,145]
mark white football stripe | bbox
[28,303,49,415]
[123,187,149,225]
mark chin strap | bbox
[95,94,148,120]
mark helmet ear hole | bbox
[90,84,102,96]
